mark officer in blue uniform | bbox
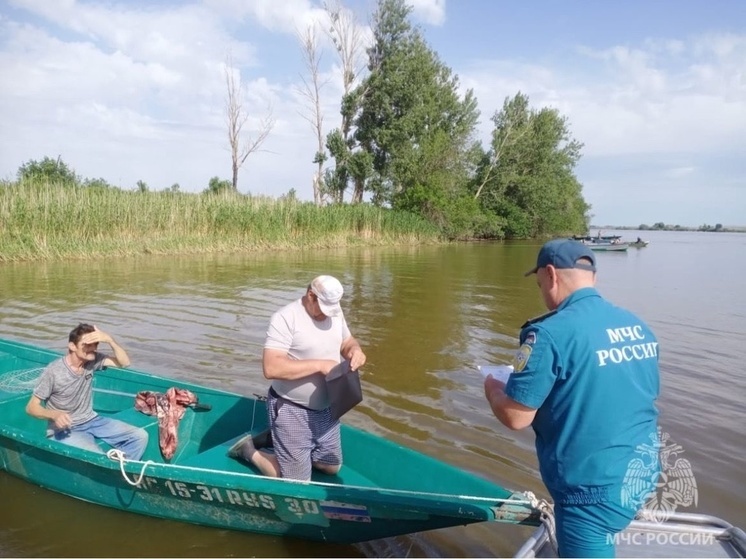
[484,239,660,557]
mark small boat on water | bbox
[2,337,743,556]
[571,234,629,252]
[0,337,540,543]
[572,234,623,243]
[628,239,650,248]
[588,242,629,252]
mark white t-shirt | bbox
[264,298,351,410]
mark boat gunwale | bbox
[1,424,530,507]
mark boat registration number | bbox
[139,476,298,510]
[136,477,371,522]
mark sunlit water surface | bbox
[0,230,743,557]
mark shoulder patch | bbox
[513,344,533,372]
[520,309,558,330]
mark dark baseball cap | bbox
[524,239,597,277]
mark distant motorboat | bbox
[629,239,650,248]
[570,235,628,251]
[571,234,622,243]
[588,242,629,252]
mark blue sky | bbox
[1,0,744,227]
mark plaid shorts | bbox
[267,389,341,481]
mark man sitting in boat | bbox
[25,323,148,460]
[483,240,660,557]
[229,275,366,480]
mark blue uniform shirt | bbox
[505,287,660,505]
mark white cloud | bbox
[407,0,446,26]
[203,0,328,34]
[462,32,746,160]
[664,166,697,178]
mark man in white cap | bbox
[230,275,366,480]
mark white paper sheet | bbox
[478,364,514,383]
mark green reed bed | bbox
[0,181,442,261]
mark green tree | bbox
[323,2,369,204]
[17,156,78,185]
[204,176,232,194]
[473,93,589,237]
[351,0,480,221]
[83,177,114,189]
[136,180,149,193]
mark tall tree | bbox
[324,1,368,203]
[297,24,328,206]
[475,92,590,237]
[352,0,480,216]
[224,56,275,191]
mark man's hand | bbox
[319,360,341,375]
[483,375,507,399]
[347,347,366,372]
[80,325,112,345]
[484,376,537,430]
[51,410,72,430]
[341,336,366,371]
[86,325,131,368]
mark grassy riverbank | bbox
[0,181,442,262]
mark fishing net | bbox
[0,367,46,393]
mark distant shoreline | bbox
[590,225,746,233]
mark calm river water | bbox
[0,230,744,557]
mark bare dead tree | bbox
[324,0,368,203]
[225,58,275,191]
[296,24,329,206]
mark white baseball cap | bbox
[310,275,344,317]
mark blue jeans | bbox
[555,500,637,558]
[51,415,148,460]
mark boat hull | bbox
[0,338,538,543]
[588,243,629,252]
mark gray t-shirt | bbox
[265,298,351,410]
[33,352,106,434]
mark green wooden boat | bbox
[0,337,540,543]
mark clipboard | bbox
[326,360,363,420]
